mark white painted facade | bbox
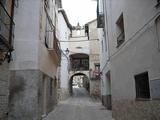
[104,0,160,101]
[10,0,59,78]
[69,27,90,88]
[58,9,71,92]
[69,29,89,55]
[99,0,160,119]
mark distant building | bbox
[69,23,90,93]
[97,0,160,119]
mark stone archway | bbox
[69,72,90,95]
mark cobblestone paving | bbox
[43,88,113,120]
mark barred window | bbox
[135,72,150,99]
[116,13,125,48]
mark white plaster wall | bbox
[104,0,160,100]
[10,0,59,78]
[10,0,40,70]
[58,12,71,89]
[69,29,89,55]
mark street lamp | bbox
[65,48,69,55]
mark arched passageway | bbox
[69,73,90,95]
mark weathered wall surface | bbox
[90,80,100,97]
[8,70,57,120]
[112,100,160,120]
[10,0,40,70]
[8,70,40,120]
[0,62,9,120]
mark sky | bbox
[62,0,97,26]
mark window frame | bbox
[116,13,125,48]
[134,72,151,100]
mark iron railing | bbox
[71,59,89,71]
[0,2,14,52]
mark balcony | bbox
[48,33,61,63]
[70,54,89,71]
[0,2,14,52]
[117,32,125,48]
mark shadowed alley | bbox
[43,88,112,120]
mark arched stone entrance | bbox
[69,72,90,95]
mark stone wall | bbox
[57,88,70,101]
[8,70,57,120]
[90,80,101,97]
[0,61,9,120]
[112,100,160,120]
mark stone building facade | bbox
[85,19,101,97]
[68,24,90,93]
[7,0,61,120]
[97,0,160,119]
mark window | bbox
[116,13,125,47]
[135,72,150,99]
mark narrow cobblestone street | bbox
[43,88,112,120]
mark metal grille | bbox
[135,72,150,99]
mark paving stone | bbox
[43,88,112,120]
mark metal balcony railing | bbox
[0,2,14,52]
[117,32,125,47]
[71,61,89,71]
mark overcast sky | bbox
[62,0,97,26]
